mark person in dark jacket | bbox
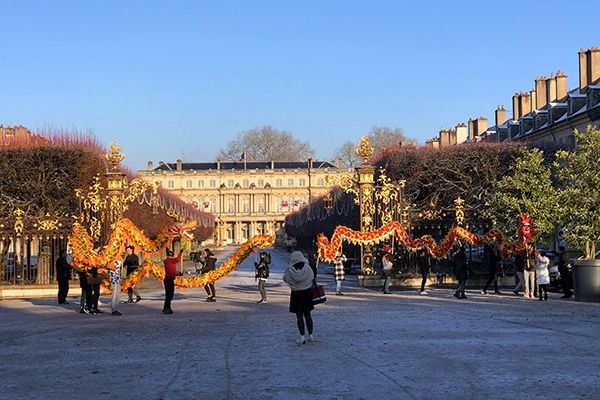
[78,268,92,314]
[124,245,142,303]
[381,246,393,294]
[56,249,71,305]
[162,248,183,314]
[513,253,526,295]
[417,248,429,294]
[481,243,502,295]
[201,248,217,302]
[557,246,572,299]
[255,251,271,303]
[453,246,470,299]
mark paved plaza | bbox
[1,248,599,400]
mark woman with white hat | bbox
[283,251,315,345]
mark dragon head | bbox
[516,214,539,244]
[169,219,197,241]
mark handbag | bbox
[311,285,327,305]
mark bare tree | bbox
[217,125,315,162]
[333,126,415,167]
[333,140,362,168]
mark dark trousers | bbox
[420,270,428,292]
[258,279,267,300]
[88,284,100,310]
[455,279,467,296]
[57,279,69,304]
[163,278,174,310]
[559,267,571,297]
[205,283,215,298]
[483,270,498,292]
[296,311,313,335]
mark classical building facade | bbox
[426,46,600,149]
[138,159,351,246]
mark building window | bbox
[228,197,235,213]
[243,197,250,212]
[287,179,294,186]
[299,178,305,186]
[209,198,216,213]
[186,180,192,188]
[317,178,324,186]
[243,179,249,188]
[210,180,216,188]
[276,179,282,187]
[157,181,162,187]
[276,196,283,212]
[186,198,193,204]
[168,180,174,188]
[288,197,294,211]
[228,179,234,188]
[299,196,306,207]
[257,179,264,187]
[198,180,204,188]
[258,196,265,212]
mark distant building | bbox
[138,159,352,246]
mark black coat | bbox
[56,257,71,281]
[124,253,140,276]
[453,250,469,281]
[483,245,501,273]
[201,255,217,274]
[255,258,270,279]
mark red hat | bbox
[384,246,391,253]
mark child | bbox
[536,251,550,301]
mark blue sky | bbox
[1,0,597,171]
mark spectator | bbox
[481,243,502,295]
[513,253,525,296]
[56,249,71,305]
[282,251,315,345]
[124,245,142,303]
[110,261,123,316]
[557,246,572,299]
[201,248,217,302]
[523,242,537,299]
[381,246,393,294]
[255,252,271,303]
[333,249,347,295]
[536,251,550,301]
[453,246,470,299]
[417,248,429,295]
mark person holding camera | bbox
[255,252,271,303]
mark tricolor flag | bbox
[239,152,245,162]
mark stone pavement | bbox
[1,248,599,400]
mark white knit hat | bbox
[288,251,308,267]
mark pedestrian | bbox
[417,248,429,295]
[254,251,271,303]
[282,251,315,345]
[381,246,393,294]
[523,242,537,299]
[86,266,103,314]
[481,243,502,295]
[333,248,347,295]
[307,248,319,282]
[536,251,550,301]
[124,245,142,303]
[163,248,183,314]
[56,249,71,305]
[109,260,122,316]
[557,246,572,299]
[513,253,525,295]
[452,246,470,299]
[77,267,92,314]
[201,248,217,302]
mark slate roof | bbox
[153,161,336,171]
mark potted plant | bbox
[554,124,600,301]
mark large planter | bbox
[572,259,600,302]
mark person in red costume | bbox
[162,248,183,314]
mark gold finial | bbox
[355,135,374,165]
[105,142,125,171]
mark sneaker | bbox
[135,296,142,303]
[257,299,267,303]
[513,290,519,295]
[79,307,85,314]
[83,307,92,315]
[453,293,461,299]
[335,292,343,296]
[308,334,314,342]
[208,297,216,302]
[111,311,122,316]
[481,290,488,295]
[296,337,306,345]
[420,290,428,295]
[126,299,134,304]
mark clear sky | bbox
[2,0,597,171]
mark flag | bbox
[239,152,245,162]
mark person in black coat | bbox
[124,245,141,303]
[254,252,271,303]
[557,246,572,299]
[417,248,429,294]
[453,246,471,299]
[201,248,217,302]
[56,249,71,305]
[481,243,502,295]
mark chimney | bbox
[455,123,467,144]
[468,118,475,140]
[556,70,567,101]
[159,161,164,167]
[588,47,600,86]
[519,92,531,116]
[475,117,488,137]
[217,158,221,170]
[495,105,507,126]
[338,157,342,169]
[579,48,587,92]
[439,128,450,147]
[271,160,274,169]
[147,161,153,171]
[530,88,536,113]
[546,73,557,103]
[535,77,547,109]
[512,93,520,120]
[176,159,182,171]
